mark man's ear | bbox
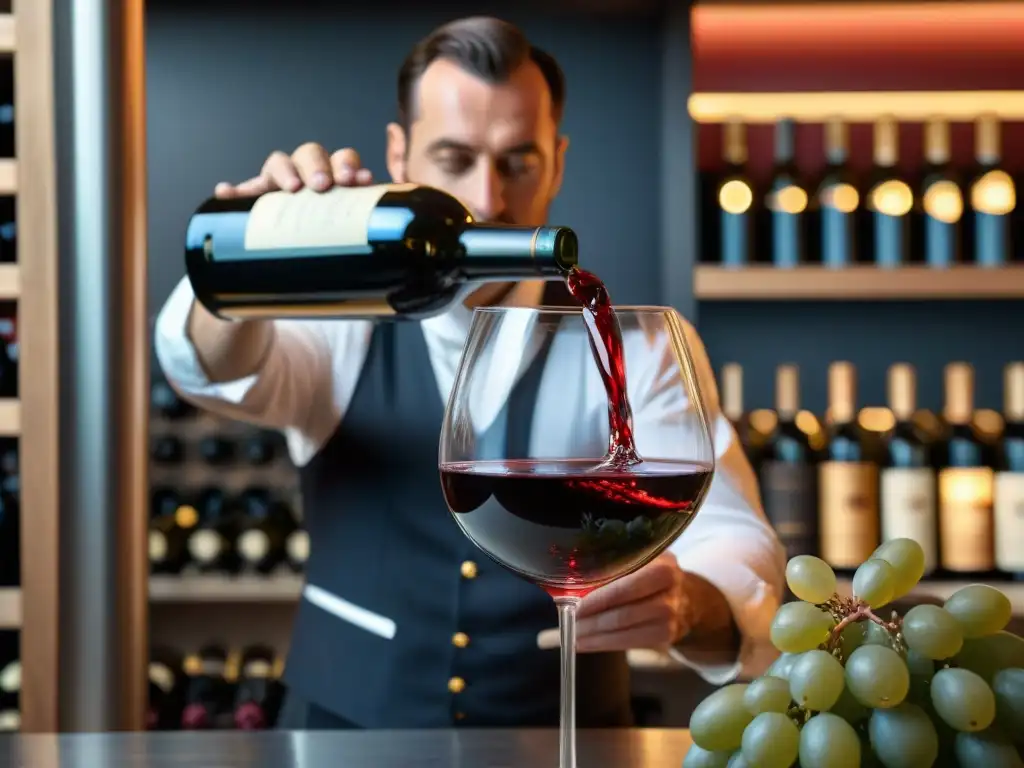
[386,122,408,183]
[550,134,570,198]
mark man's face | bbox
[386,58,568,226]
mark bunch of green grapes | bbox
[683,539,1024,768]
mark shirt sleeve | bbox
[629,313,785,684]
[152,276,346,467]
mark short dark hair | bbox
[396,17,567,132]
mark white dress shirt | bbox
[154,276,785,684]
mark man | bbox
[155,16,784,730]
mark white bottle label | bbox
[938,467,995,572]
[287,530,310,563]
[0,661,19,693]
[994,471,1024,572]
[0,710,19,731]
[148,530,168,563]
[238,529,270,562]
[148,662,175,693]
[244,184,417,252]
[188,530,222,564]
[880,467,938,574]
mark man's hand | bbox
[213,143,374,200]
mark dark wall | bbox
[145,2,667,331]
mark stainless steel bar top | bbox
[0,728,694,767]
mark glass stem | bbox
[555,596,581,768]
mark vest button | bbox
[460,561,478,579]
[448,676,466,694]
[452,632,470,648]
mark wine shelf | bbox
[149,573,304,602]
[836,578,1024,615]
[687,90,1024,124]
[0,588,19,628]
[694,265,1024,301]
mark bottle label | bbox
[760,461,817,558]
[994,471,1024,572]
[244,184,417,252]
[188,530,222,564]
[880,467,938,574]
[243,659,273,679]
[819,461,879,568]
[149,662,175,693]
[0,661,19,693]
[238,529,270,562]
[938,467,994,571]
[0,710,19,731]
[287,530,310,563]
[975,213,1009,267]
[149,530,168,563]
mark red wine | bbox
[565,267,639,468]
[440,459,712,597]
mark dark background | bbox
[144,0,1023,414]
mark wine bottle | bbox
[995,362,1024,577]
[817,118,858,267]
[285,526,309,574]
[766,118,807,268]
[185,184,578,321]
[181,645,235,730]
[865,117,912,267]
[879,364,937,575]
[198,435,235,466]
[235,488,296,575]
[148,647,185,730]
[150,435,185,466]
[919,119,963,268]
[151,380,196,421]
[819,362,880,570]
[149,488,197,576]
[0,654,18,732]
[186,488,240,575]
[0,318,17,400]
[243,431,279,466]
[716,120,754,267]
[233,645,285,730]
[937,363,995,575]
[0,197,15,264]
[0,63,12,159]
[969,115,1016,267]
[759,365,818,559]
[720,363,761,470]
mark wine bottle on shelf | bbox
[233,645,286,730]
[0,653,18,732]
[766,118,807,268]
[198,434,235,466]
[969,115,1016,267]
[186,184,578,322]
[151,381,196,421]
[819,362,880,571]
[0,318,17,400]
[937,363,995,575]
[186,488,241,575]
[150,435,185,466]
[243,431,279,466]
[816,118,858,267]
[148,647,186,731]
[181,645,235,730]
[235,488,297,575]
[879,364,937,575]
[149,488,197,576]
[995,362,1024,578]
[919,118,963,268]
[759,365,818,559]
[285,526,309,574]
[720,363,762,470]
[864,117,912,268]
[716,120,754,268]
[0,197,15,264]
[0,64,12,159]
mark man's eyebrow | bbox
[425,139,542,155]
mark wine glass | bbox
[438,305,715,768]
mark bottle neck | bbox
[874,119,899,167]
[887,364,917,421]
[775,365,800,419]
[459,225,577,279]
[723,121,748,166]
[923,119,951,165]
[1006,363,1024,422]
[721,364,743,422]
[774,119,796,164]
[944,364,975,425]
[976,115,1001,166]
[824,119,849,165]
[829,362,857,424]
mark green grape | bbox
[852,558,896,608]
[743,675,792,715]
[726,753,748,768]
[840,621,866,658]
[954,631,1024,683]
[944,584,1013,639]
[864,621,893,647]
[798,712,861,768]
[682,743,732,768]
[905,649,936,705]
[830,684,870,724]
[770,601,834,654]
[766,652,797,681]
[871,539,926,599]
[789,649,846,711]
[954,729,1024,768]
[992,667,1024,734]
[867,702,939,768]
[846,645,910,709]
[901,604,964,660]
[859,735,883,767]
[740,711,800,768]
[786,555,837,604]
[689,683,752,752]
[930,667,996,732]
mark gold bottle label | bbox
[938,467,994,571]
[819,461,879,568]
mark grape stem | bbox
[824,597,905,655]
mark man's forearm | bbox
[187,299,275,384]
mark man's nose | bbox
[465,165,508,223]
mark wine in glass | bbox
[439,284,715,768]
